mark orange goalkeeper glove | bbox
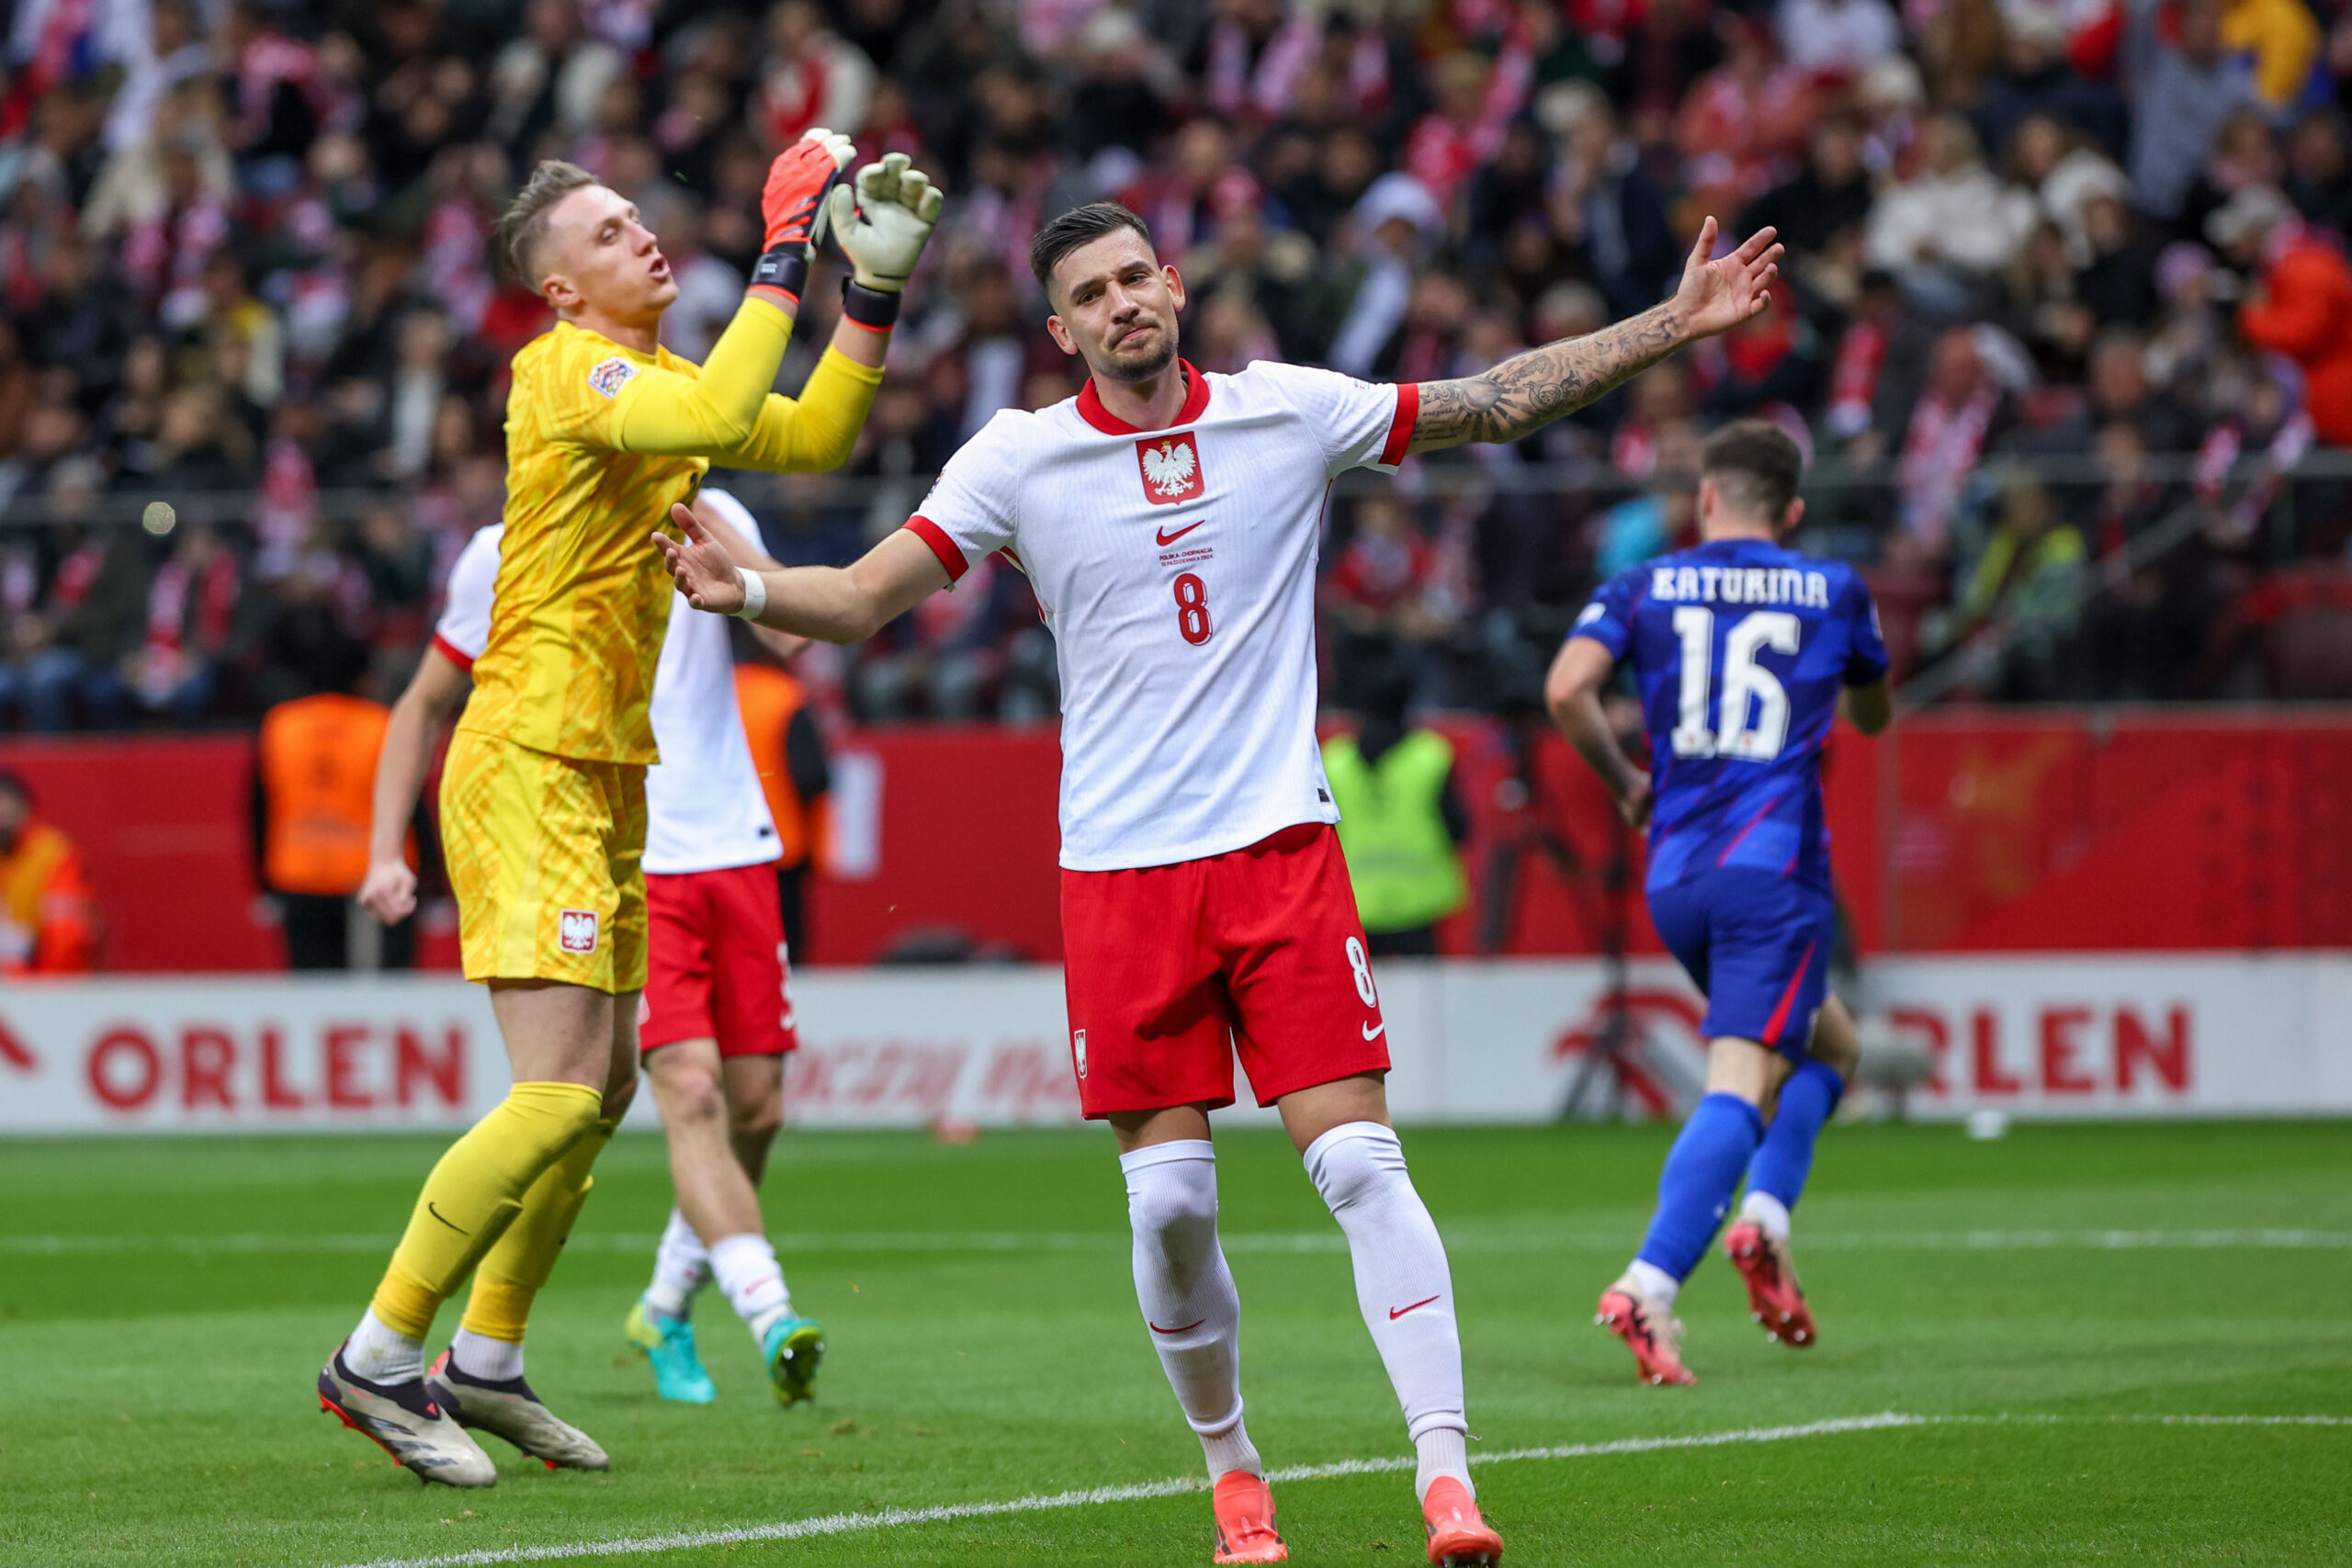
[749,129,854,310]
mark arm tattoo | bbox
[1412,302,1686,450]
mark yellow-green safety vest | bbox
[1322,729,1469,934]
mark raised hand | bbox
[652,501,747,615]
[762,128,856,258]
[826,152,946,293]
[1671,219,1782,341]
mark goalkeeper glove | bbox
[750,129,855,310]
[827,152,944,296]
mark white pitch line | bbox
[327,1413,2352,1568]
[6,1227,2351,1257]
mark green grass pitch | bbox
[3,1120,2348,1567]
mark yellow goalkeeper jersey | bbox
[458,312,882,766]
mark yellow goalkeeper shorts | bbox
[441,729,649,993]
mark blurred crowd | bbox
[3,0,2352,734]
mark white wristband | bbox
[732,567,768,620]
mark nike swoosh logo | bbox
[1362,1021,1386,1041]
[1155,522,1204,546]
[1148,1318,1205,1336]
[1389,1294,1441,1321]
[426,1202,469,1235]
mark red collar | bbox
[1076,359,1211,434]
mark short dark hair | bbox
[0,771,30,807]
[1029,202,1153,299]
[1702,420,1804,522]
[494,160,598,286]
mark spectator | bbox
[0,771,97,973]
[131,520,238,723]
[1898,327,2017,553]
[757,0,876,146]
[1865,115,2040,310]
[2221,0,2323,110]
[1973,6,2128,166]
[2130,0,2260,220]
[1549,86,1681,321]
[1929,475,2087,696]
[487,0,627,151]
[2286,110,2352,236]
[1776,0,1904,78]
[23,465,145,730]
[1740,112,1874,264]
[2213,184,2352,446]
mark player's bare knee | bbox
[1809,998,1862,1080]
[649,1055,727,1128]
[726,1089,784,1145]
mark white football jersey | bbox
[907,359,1417,871]
[433,491,782,875]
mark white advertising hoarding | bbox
[0,955,2344,1134]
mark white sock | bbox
[1627,1258,1680,1308]
[1738,1190,1792,1243]
[345,1308,424,1384]
[709,1232,793,1343]
[646,1207,711,1318]
[449,1327,523,1382]
[1302,1122,1470,1498]
[1121,1140,1263,1483]
[1416,1427,1471,1505]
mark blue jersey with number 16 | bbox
[1570,536,1888,897]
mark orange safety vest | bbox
[258,693,394,897]
[733,663,827,873]
[0,818,96,974]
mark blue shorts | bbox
[1646,870,1832,1056]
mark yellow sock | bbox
[369,1082,604,1342]
[458,1116,618,1343]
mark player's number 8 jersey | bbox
[901,359,1419,873]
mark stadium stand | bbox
[0,0,2348,730]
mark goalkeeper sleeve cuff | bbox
[748,250,810,312]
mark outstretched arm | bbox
[615,153,943,470]
[1408,220,1782,454]
[1544,636,1653,829]
[652,502,949,643]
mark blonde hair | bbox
[493,160,599,287]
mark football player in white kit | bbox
[359,489,829,1408]
[654,203,1782,1565]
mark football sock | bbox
[1738,1190,1792,1242]
[367,1081,603,1343]
[345,1307,425,1384]
[1744,1057,1846,1222]
[1416,1428,1472,1506]
[1120,1140,1261,1483]
[646,1207,711,1319]
[1626,1258,1681,1308]
[1303,1122,1471,1499]
[709,1233,793,1343]
[1635,1091,1765,1282]
[449,1326,524,1382]
[458,1113,617,1347]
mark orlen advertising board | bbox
[0,956,2345,1134]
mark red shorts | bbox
[1059,823,1390,1117]
[640,863,798,1058]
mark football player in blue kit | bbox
[1545,420,1893,1385]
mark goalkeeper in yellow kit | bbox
[317,131,944,1487]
